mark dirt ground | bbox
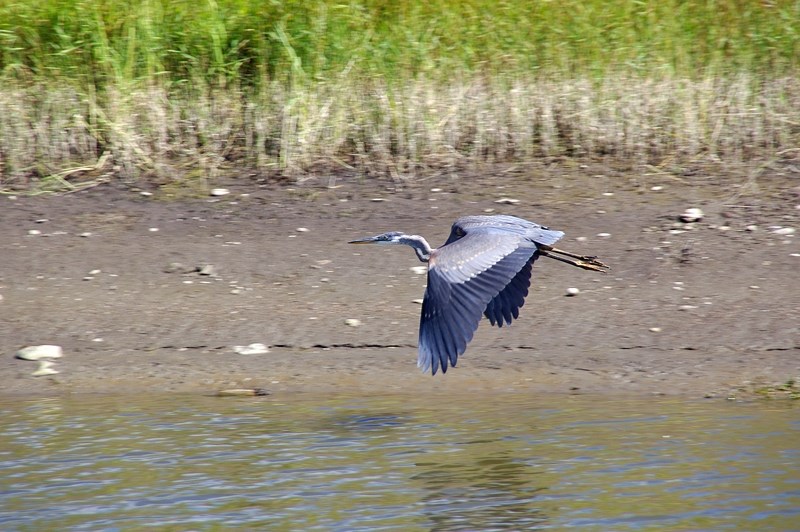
[1,162,798,399]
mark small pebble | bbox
[651,186,663,191]
[597,233,611,238]
[371,198,387,202]
[164,262,191,274]
[649,327,662,333]
[745,225,758,232]
[345,319,362,327]
[217,388,269,397]
[430,188,442,192]
[296,227,310,233]
[410,266,428,275]
[233,343,270,355]
[79,232,92,237]
[679,305,698,311]
[149,227,159,232]
[773,227,795,235]
[495,198,520,204]
[680,208,704,223]
[16,345,63,360]
[28,229,42,235]
[198,264,217,276]
[412,299,424,304]
[210,188,230,197]
[140,191,153,197]
[565,287,580,297]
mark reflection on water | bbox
[0,393,798,531]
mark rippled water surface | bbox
[1,393,798,531]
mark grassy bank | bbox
[1,1,799,187]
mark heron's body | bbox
[349,215,608,375]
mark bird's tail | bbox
[531,228,564,247]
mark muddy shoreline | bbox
[2,164,798,399]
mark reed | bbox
[1,1,798,186]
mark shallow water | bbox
[0,393,798,531]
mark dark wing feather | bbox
[483,252,540,327]
[418,230,537,375]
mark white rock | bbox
[140,191,153,197]
[198,264,217,276]
[565,287,580,296]
[296,227,310,233]
[649,327,662,333]
[16,345,63,361]
[597,232,611,238]
[745,225,758,232]
[410,266,428,275]
[651,186,664,191]
[494,198,520,204]
[217,388,269,397]
[32,360,59,377]
[28,229,42,235]
[344,319,362,327]
[680,208,704,223]
[233,343,270,355]
[772,227,795,235]
[210,188,230,196]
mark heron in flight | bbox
[349,215,608,375]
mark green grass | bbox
[3,0,798,84]
[1,1,799,186]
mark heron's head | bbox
[348,231,406,245]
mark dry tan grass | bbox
[1,75,798,188]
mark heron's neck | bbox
[399,235,433,262]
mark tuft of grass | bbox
[752,379,800,400]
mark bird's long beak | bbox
[348,236,380,244]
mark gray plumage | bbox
[349,215,608,375]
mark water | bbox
[0,393,798,531]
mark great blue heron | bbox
[349,215,609,375]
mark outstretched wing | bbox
[418,229,537,375]
[483,253,540,327]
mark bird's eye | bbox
[455,227,465,237]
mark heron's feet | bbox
[540,248,610,272]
